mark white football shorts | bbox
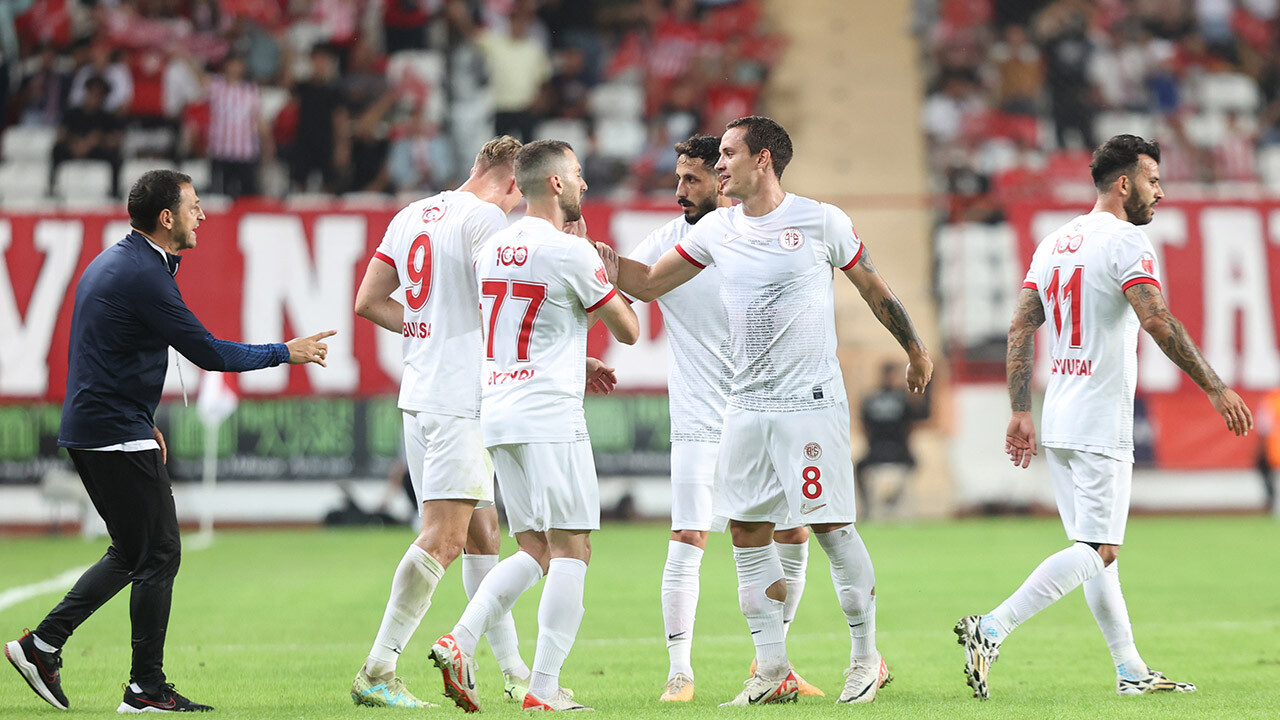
[1046,446,1133,546]
[713,401,856,526]
[673,441,803,532]
[490,440,600,535]
[403,411,494,513]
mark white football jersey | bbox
[373,190,508,418]
[1023,212,1162,461]
[675,194,863,412]
[477,216,617,445]
[628,215,732,442]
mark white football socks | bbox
[1083,560,1148,679]
[529,558,588,699]
[815,525,878,661]
[776,540,808,639]
[661,540,703,680]
[462,553,531,679]
[984,542,1105,642]
[733,544,788,680]
[366,544,444,678]
[453,550,543,657]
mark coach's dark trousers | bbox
[35,449,182,692]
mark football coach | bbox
[4,169,334,713]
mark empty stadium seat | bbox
[589,82,644,121]
[0,160,53,206]
[533,119,590,153]
[54,160,114,205]
[1257,145,1280,192]
[181,158,212,192]
[1196,72,1261,114]
[592,118,647,160]
[1183,112,1228,148]
[119,159,156,192]
[1093,112,1156,145]
[2,126,57,163]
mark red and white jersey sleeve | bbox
[673,215,715,269]
[1028,212,1160,461]
[374,190,507,418]
[629,216,733,442]
[478,217,611,445]
[821,203,865,271]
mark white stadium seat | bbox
[592,118,647,160]
[1182,112,1228,148]
[180,158,212,192]
[533,119,591,153]
[54,160,114,205]
[1256,145,1280,192]
[0,160,53,206]
[589,82,644,121]
[2,125,57,163]
[1196,72,1261,114]
[1092,112,1156,145]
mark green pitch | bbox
[2,516,1278,718]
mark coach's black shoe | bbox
[118,683,213,713]
[5,629,69,710]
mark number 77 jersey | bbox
[476,216,618,446]
[1023,211,1162,461]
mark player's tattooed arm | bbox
[1006,288,1045,413]
[844,249,933,393]
[1125,283,1253,436]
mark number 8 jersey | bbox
[1023,212,1161,461]
[476,216,617,446]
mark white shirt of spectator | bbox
[674,193,863,413]
[1023,212,1162,462]
[626,215,732,442]
[477,216,617,445]
[374,190,509,418]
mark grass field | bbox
[2,516,1279,718]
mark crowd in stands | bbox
[918,0,1280,223]
[0,0,781,206]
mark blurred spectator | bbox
[290,44,348,193]
[13,42,69,127]
[855,362,929,520]
[922,70,985,145]
[1036,4,1096,149]
[0,0,36,126]
[990,24,1043,115]
[69,44,134,114]
[51,76,122,196]
[204,55,270,198]
[1212,112,1259,182]
[449,0,551,142]
[386,106,455,193]
[384,0,432,53]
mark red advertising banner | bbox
[0,199,678,405]
[1005,200,1280,469]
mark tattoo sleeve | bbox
[853,251,927,355]
[1126,284,1226,395]
[1007,288,1046,412]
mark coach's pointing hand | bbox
[287,330,338,367]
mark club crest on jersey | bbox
[804,442,822,461]
[422,205,447,223]
[1141,254,1155,275]
[1054,234,1083,254]
[779,227,805,251]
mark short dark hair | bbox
[673,134,720,171]
[725,116,793,179]
[128,169,192,233]
[514,140,573,196]
[1090,134,1161,190]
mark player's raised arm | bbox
[354,255,404,333]
[1005,287,1046,468]
[592,291,639,345]
[1124,282,1253,436]
[842,247,933,394]
[599,243,702,302]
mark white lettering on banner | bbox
[1135,209,1187,392]
[237,214,364,393]
[1201,209,1280,387]
[0,221,82,396]
[607,210,680,388]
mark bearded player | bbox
[954,135,1253,700]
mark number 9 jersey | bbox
[1023,212,1161,461]
[476,216,617,446]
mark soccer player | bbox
[624,134,821,702]
[601,116,933,706]
[351,136,538,707]
[954,135,1254,700]
[430,140,638,712]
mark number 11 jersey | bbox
[1023,211,1161,461]
[476,216,617,446]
